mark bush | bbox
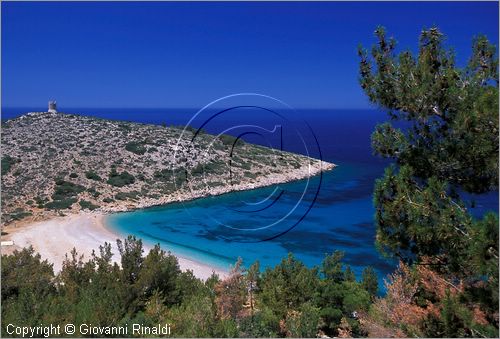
[103,197,114,203]
[219,134,245,147]
[244,171,257,179]
[125,141,147,155]
[52,180,85,201]
[285,302,321,337]
[237,161,251,170]
[107,169,135,187]
[154,169,186,188]
[191,163,205,176]
[0,239,383,338]
[45,180,85,210]
[35,196,48,208]
[45,198,77,210]
[184,125,198,134]
[87,187,101,198]
[85,171,101,181]
[114,191,140,201]
[69,173,78,178]
[154,169,173,181]
[79,200,99,211]
[1,155,16,175]
[6,208,33,222]
[192,161,225,176]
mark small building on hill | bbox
[48,100,57,113]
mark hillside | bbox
[1,112,334,225]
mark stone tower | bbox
[48,100,57,113]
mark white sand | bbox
[4,213,228,281]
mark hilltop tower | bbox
[48,100,57,113]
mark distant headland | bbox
[1,110,335,226]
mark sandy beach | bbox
[2,213,228,281]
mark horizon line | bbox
[2,106,376,111]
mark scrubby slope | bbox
[1,112,334,224]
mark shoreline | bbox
[2,164,335,281]
[2,212,229,281]
[97,160,336,213]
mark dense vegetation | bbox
[125,141,148,155]
[85,171,102,181]
[45,180,86,210]
[358,27,498,336]
[1,155,17,176]
[107,168,135,187]
[1,237,377,338]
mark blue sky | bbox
[2,1,498,109]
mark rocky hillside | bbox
[1,112,334,224]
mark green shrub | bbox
[119,124,132,132]
[7,208,33,221]
[45,198,77,210]
[1,155,16,175]
[219,134,244,147]
[244,171,257,179]
[107,169,135,187]
[44,180,85,210]
[184,125,197,133]
[176,170,187,183]
[207,181,223,188]
[191,161,225,176]
[57,171,69,178]
[114,191,140,201]
[35,196,48,208]
[114,193,127,201]
[79,200,99,211]
[154,169,173,181]
[87,187,101,198]
[52,180,85,201]
[20,146,37,152]
[85,171,102,181]
[191,164,205,176]
[237,161,251,170]
[103,197,114,203]
[125,141,147,155]
[69,172,78,178]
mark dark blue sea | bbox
[2,106,498,288]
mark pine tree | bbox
[247,260,260,317]
[214,257,246,319]
[360,267,378,299]
[358,27,499,336]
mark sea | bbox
[2,106,498,289]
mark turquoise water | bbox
[4,107,498,285]
[106,162,397,283]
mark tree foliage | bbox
[359,27,498,193]
[1,244,377,338]
[359,27,499,337]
